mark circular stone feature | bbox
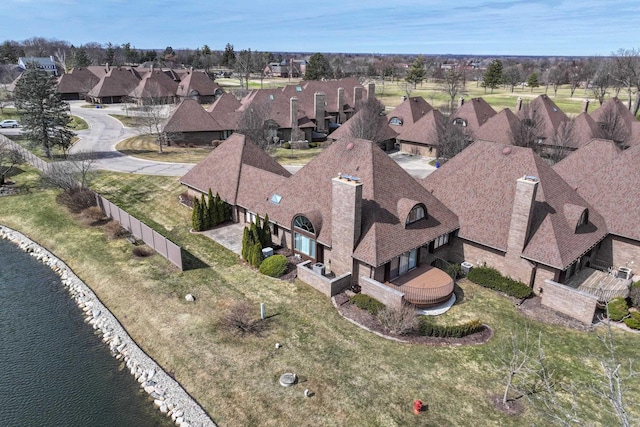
[279,373,297,387]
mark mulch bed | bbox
[333,292,493,346]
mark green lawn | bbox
[1,167,638,426]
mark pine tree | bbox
[251,241,263,267]
[405,56,427,88]
[527,72,540,92]
[263,213,272,248]
[483,60,503,94]
[200,194,210,230]
[13,64,75,158]
[207,189,215,226]
[192,197,202,231]
[305,53,333,80]
[242,226,250,260]
[214,192,223,225]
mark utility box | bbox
[461,261,474,275]
[312,262,325,276]
[262,247,274,258]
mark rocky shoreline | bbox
[0,225,216,427]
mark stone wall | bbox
[297,260,351,297]
[541,280,598,324]
[0,225,215,427]
[594,235,640,271]
[359,277,404,309]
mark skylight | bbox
[270,194,282,204]
[296,86,302,92]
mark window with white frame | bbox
[293,215,316,258]
[433,233,449,249]
[405,205,426,225]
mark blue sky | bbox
[3,0,639,56]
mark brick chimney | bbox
[353,86,363,108]
[516,97,523,112]
[337,87,345,123]
[367,82,375,100]
[314,92,326,132]
[507,176,539,257]
[458,97,464,108]
[290,96,298,129]
[330,175,363,277]
[582,98,590,113]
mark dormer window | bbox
[453,118,467,127]
[389,117,403,126]
[578,209,589,227]
[405,205,426,225]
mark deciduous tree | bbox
[440,68,466,110]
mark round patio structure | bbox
[388,265,455,308]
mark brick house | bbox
[181,134,459,307]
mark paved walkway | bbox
[199,222,245,255]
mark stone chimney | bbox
[353,87,363,108]
[290,96,298,130]
[582,98,590,113]
[507,176,539,257]
[337,87,345,123]
[516,97,523,112]
[458,97,464,108]
[106,62,110,73]
[367,82,375,100]
[314,92,326,132]
[330,175,363,277]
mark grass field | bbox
[1,167,638,426]
[115,135,212,163]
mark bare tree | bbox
[511,102,545,154]
[0,138,24,185]
[347,97,387,144]
[596,104,629,147]
[590,58,613,105]
[611,48,640,114]
[54,47,67,73]
[137,101,181,153]
[237,100,277,152]
[234,49,255,90]
[568,60,588,97]
[496,326,536,406]
[43,151,97,191]
[548,120,575,164]
[438,118,471,161]
[502,65,522,93]
[548,64,567,97]
[440,68,466,110]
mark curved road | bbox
[68,101,195,176]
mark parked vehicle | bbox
[0,120,19,128]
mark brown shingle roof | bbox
[517,94,569,140]
[56,67,100,94]
[396,110,445,145]
[164,98,222,133]
[179,133,291,204]
[474,108,521,145]
[386,97,433,127]
[553,138,621,189]
[130,70,178,99]
[423,141,607,269]
[176,70,222,97]
[451,98,497,135]
[570,112,602,149]
[328,111,399,143]
[569,142,640,240]
[88,68,140,98]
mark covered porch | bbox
[387,264,454,308]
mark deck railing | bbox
[387,281,455,306]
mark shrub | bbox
[606,297,629,321]
[132,246,154,258]
[79,206,107,225]
[259,255,288,277]
[56,188,97,213]
[350,294,385,315]
[418,318,483,338]
[623,311,640,330]
[220,301,267,336]
[282,142,291,149]
[630,281,640,308]
[446,263,462,280]
[466,267,532,298]
[104,220,130,240]
[377,304,417,335]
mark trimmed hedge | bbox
[607,297,629,322]
[418,318,484,338]
[466,267,532,299]
[350,294,385,315]
[259,255,288,277]
[624,311,640,330]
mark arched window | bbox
[453,118,467,127]
[293,215,316,258]
[389,117,403,126]
[578,209,589,228]
[405,205,426,225]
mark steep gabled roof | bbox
[179,133,291,204]
[328,110,399,143]
[475,108,521,145]
[570,142,640,240]
[176,70,222,97]
[386,97,433,127]
[589,97,638,146]
[164,99,222,133]
[88,68,140,98]
[396,109,445,145]
[451,98,497,135]
[553,138,621,189]
[570,112,602,149]
[57,67,100,94]
[129,70,178,99]
[207,93,242,131]
[517,94,569,140]
[251,137,458,266]
[422,141,607,269]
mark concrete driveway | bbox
[199,222,245,255]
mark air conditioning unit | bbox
[461,261,474,275]
[618,267,632,280]
[262,247,274,258]
[312,262,325,276]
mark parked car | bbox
[311,131,327,142]
[0,120,19,128]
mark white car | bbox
[0,120,19,128]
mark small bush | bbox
[377,304,417,335]
[446,263,462,280]
[56,188,97,213]
[79,206,107,225]
[466,267,532,298]
[418,318,483,338]
[630,281,640,308]
[104,220,130,240]
[220,301,267,336]
[132,246,154,258]
[350,294,385,315]
[282,142,291,149]
[606,297,629,321]
[258,255,288,277]
[623,311,640,330]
